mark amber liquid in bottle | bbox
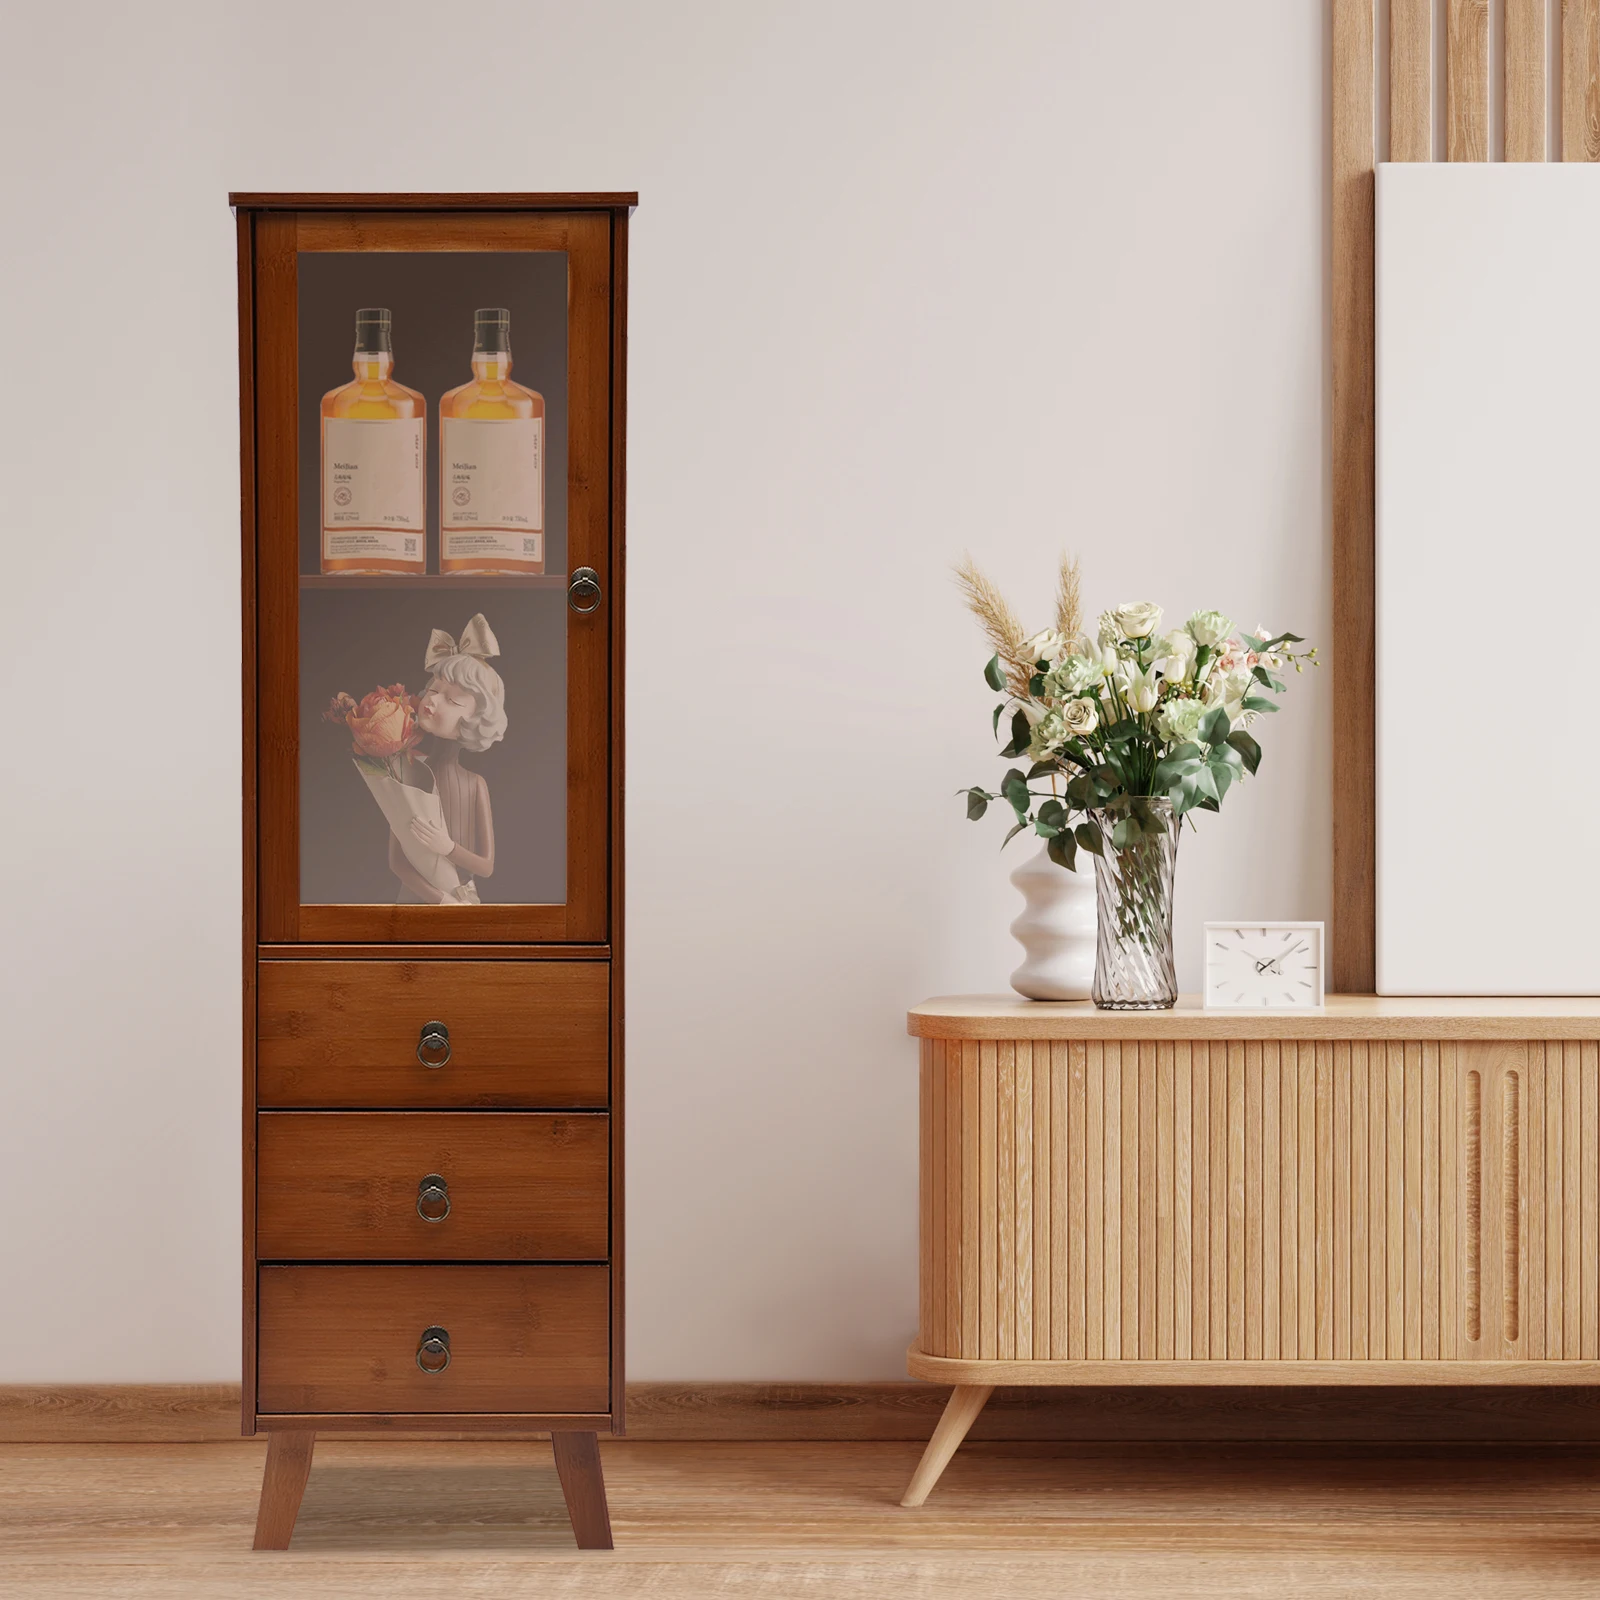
[439,308,546,576]
[319,307,427,575]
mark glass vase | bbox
[1091,797,1179,1010]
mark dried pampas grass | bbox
[953,551,1083,695]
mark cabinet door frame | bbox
[245,206,615,944]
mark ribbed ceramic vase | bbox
[1090,798,1179,1010]
[1008,843,1097,1001]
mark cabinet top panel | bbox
[910,994,1600,1041]
[231,192,637,211]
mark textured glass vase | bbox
[1091,798,1180,1010]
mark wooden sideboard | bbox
[902,995,1600,1504]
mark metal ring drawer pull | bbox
[416,1326,451,1374]
[417,1021,451,1068]
[416,1174,451,1223]
[567,566,602,614]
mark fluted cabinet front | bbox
[917,1036,1600,1366]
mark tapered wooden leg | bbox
[252,1429,316,1550]
[551,1431,614,1549]
[900,1384,994,1507]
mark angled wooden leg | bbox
[551,1431,614,1549]
[252,1429,316,1550]
[900,1384,993,1507]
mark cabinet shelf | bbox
[300,574,566,591]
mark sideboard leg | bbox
[552,1430,614,1549]
[252,1429,316,1550]
[900,1383,994,1507]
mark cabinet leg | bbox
[551,1431,614,1549]
[252,1429,316,1550]
[900,1384,994,1507]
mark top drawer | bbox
[257,962,608,1108]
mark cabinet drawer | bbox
[257,1113,609,1261]
[258,1265,609,1415]
[257,962,608,1108]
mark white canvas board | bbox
[1377,163,1600,994]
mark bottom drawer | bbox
[258,1265,609,1415]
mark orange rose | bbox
[345,684,420,758]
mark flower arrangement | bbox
[325,684,425,785]
[955,555,1316,870]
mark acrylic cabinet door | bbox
[243,204,621,945]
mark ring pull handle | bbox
[416,1021,451,1069]
[416,1174,451,1223]
[567,567,602,614]
[416,1326,451,1374]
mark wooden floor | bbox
[4,1438,1600,1596]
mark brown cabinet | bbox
[237,191,630,1551]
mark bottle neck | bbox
[352,350,394,381]
[472,349,512,380]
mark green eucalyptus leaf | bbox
[963,788,992,820]
[1226,729,1262,775]
[1199,705,1230,747]
[1241,694,1279,714]
[1037,798,1066,828]
[992,703,1005,738]
[984,654,1005,692]
[1002,819,1028,847]
[1047,830,1078,871]
[1026,760,1060,781]
[1075,821,1105,857]
[1029,673,1046,697]
[1001,768,1032,814]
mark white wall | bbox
[0,0,1329,1381]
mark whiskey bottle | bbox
[319,307,427,575]
[439,308,546,575]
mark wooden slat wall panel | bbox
[919,1036,1600,1367]
[1447,0,1490,160]
[1565,0,1600,160]
[1506,0,1548,159]
[1392,0,1434,160]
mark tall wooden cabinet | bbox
[233,193,631,1550]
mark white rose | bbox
[1049,654,1098,697]
[1061,698,1099,737]
[1022,629,1070,665]
[1158,696,1205,744]
[1158,629,1197,682]
[1113,601,1164,640]
[1187,609,1234,648]
[1027,710,1068,761]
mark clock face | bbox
[1204,923,1325,1010]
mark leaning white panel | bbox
[1376,163,1600,995]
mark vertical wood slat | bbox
[1316,1043,1335,1359]
[1050,1042,1070,1361]
[1391,0,1434,159]
[1506,0,1548,160]
[1546,1049,1564,1358]
[1228,1043,1247,1361]
[1332,0,1377,991]
[1014,1042,1033,1362]
[1526,1043,1545,1359]
[1422,1042,1440,1360]
[1387,1044,1406,1357]
[1447,0,1490,160]
[1157,1042,1176,1361]
[996,1041,1015,1361]
[1565,1042,1581,1355]
[1104,1042,1123,1361]
[1139,1043,1157,1360]
[1584,1043,1598,1360]
[1466,1059,1484,1346]
[1334,1042,1352,1360]
[1084,1042,1103,1361]
[1352,1043,1370,1358]
[920,1040,934,1355]
[1175,1043,1193,1362]
[1565,0,1600,160]
[1404,1041,1424,1360]
[1369,1045,1388,1358]
[1069,1043,1088,1360]
[979,1041,999,1359]
[1263,1042,1281,1361]
[1299,1043,1317,1359]
[1192,1044,1211,1360]
[1281,1048,1300,1359]
[1245,1042,1263,1361]
[961,1041,980,1358]
[1441,1043,1458,1358]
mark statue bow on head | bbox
[425,613,501,670]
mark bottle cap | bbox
[354,307,393,354]
[473,308,511,353]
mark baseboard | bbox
[12,1381,1600,1444]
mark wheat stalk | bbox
[1054,551,1083,641]
[953,555,1029,692]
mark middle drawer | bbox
[258,1113,609,1262]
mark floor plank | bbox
[2,1439,1600,1596]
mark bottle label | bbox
[440,418,543,564]
[322,417,425,563]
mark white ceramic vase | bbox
[1008,843,1097,1001]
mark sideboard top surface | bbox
[909,994,1600,1042]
